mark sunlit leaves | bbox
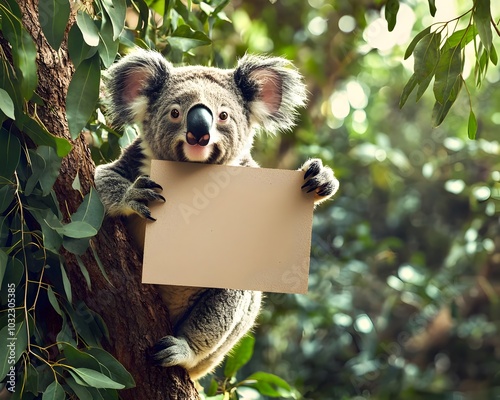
[399,32,440,108]
[432,44,463,126]
[404,26,431,60]
[473,0,492,55]
[401,3,498,132]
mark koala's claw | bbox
[301,159,339,204]
[123,175,165,219]
[151,336,194,368]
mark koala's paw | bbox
[151,336,196,369]
[123,175,165,221]
[300,159,339,204]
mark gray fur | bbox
[94,49,339,379]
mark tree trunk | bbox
[9,1,199,398]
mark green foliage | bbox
[201,334,298,399]
[400,1,498,134]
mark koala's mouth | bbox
[177,141,221,164]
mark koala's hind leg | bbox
[152,289,261,379]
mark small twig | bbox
[492,16,500,37]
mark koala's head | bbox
[104,49,306,165]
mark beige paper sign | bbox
[141,160,314,294]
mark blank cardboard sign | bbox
[141,160,315,294]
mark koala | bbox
[94,49,339,380]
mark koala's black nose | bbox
[186,105,212,147]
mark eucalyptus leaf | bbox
[243,371,292,392]
[0,320,28,381]
[432,77,462,126]
[446,26,477,49]
[18,115,72,157]
[71,188,105,232]
[47,286,62,316]
[68,368,125,389]
[0,185,14,214]
[98,10,119,68]
[25,363,39,394]
[0,5,38,100]
[60,260,73,303]
[474,0,492,54]
[433,45,462,104]
[36,146,63,196]
[38,0,70,50]
[206,377,218,396]
[56,315,75,346]
[101,0,127,40]
[413,32,440,83]
[76,255,92,289]
[427,0,436,16]
[58,221,98,239]
[68,24,92,68]
[468,110,477,140]
[242,381,282,397]
[0,88,15,120]
[224,335,255,378]
[85,347,135,389]
[168,25,211,53]
[90,245,112,285]
[384,0,399,32]
[76,10,100,47]
[66,53,101,139]
[42,380,65,400]
[490,45,498,65]
[66,376,93,400]
[65,300,101,347]
[0,127,21,183]
[399,73,418,108]
[62,343,102,370]
[72,172,81,192]
[63,236,91,256]
[0,59,23,121]
[1,257,24,305]
[0,249,6,288]
[29,208,63,254]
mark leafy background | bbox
[1,0,500,399]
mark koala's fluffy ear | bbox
[234,54,307,133]
[103,49,172,127]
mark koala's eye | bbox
[170,108,180,119]
[219,111,229,121]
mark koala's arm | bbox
[300,158,339,205]
[94,138,165,220]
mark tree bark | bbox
[9,1,199,398]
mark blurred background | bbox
[186,0,500,399]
